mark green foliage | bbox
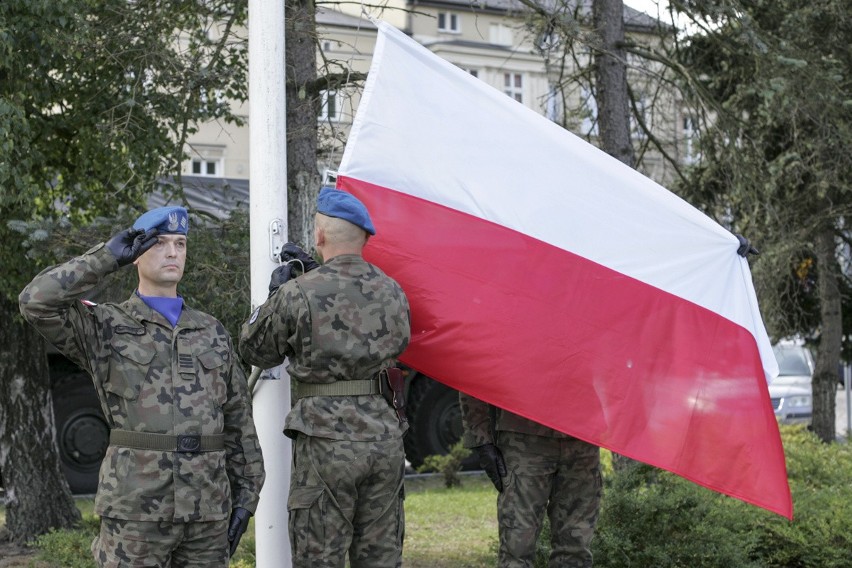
[592,462,763,567]
[0,0,248,300]
[417,440,473,488]
[672,0,852,347]
[30,512,257,568]
[33,515,98,568]
[588,425,852,568]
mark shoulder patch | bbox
[80,299,98,308]
[249,307,260,325]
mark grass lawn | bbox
[1,473,498,567]
[404,474,498,567]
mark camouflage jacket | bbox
[459,392,570,448]
[19,243,265,522]
[240,254,411,441]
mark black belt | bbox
[109,429,224,453]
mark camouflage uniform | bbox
[240,254,410,568]
[19,242,265,567]
[460,393,601,568]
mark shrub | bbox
[588,424,852,568]
[34,515,98,568]
[417,440,472,488]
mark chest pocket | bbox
[197,347,229,406]
[107,327,155,400]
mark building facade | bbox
[182,1,693,187]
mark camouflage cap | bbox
[133,206,189,235]
[316,187,375,235]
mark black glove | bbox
[106,228,159,266]
[268,264,292,297]
[279,242,320,275]
[227,507,252,557]
[477,443,507,492]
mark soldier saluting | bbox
[19,206,265,567]
[240,187,411,568]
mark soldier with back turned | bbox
[240,187,411,568]
[460,392,601,568]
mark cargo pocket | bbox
[288,485,326,561]
[242,438,264,478]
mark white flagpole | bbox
[248,0,292,565]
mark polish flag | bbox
[337,22,791,518]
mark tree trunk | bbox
[593,0,635,471]
[593,0,634,169]
[811,227,843,443]
[0,297,80,544]
[285,0,322,249]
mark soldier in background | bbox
[460,393,601,568]
[19,206,265,567]
[240,187,411,568]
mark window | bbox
[489,23,513,46]
[631,95,650,141]
[318,91,341,122]
[682,114,698,164]
[580,87,598,136]
[503,73,523,103]
[545,84,563,123]
[456,65,479,79]
[186,145,224,178]
[437,12,459,33]
[191,159,219,176]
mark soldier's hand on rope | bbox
[279,242,320,275]
[268,264,293,297]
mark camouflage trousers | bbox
[288,434,406,568]
[496,431,602,568]
[91,516,229,567]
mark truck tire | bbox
[403,375,477,470]
[52,372,109,494]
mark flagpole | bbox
[248,0,292,565]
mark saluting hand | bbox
[106,228,159,266]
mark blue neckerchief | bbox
[137,291,184,328]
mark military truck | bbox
[48,351,468,493]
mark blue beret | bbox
[316,187,375,235]
[132,206,189,235]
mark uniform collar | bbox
[124,292,205,331]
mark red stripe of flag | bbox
[340,174,792,518]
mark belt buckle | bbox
[177,434,202,454]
